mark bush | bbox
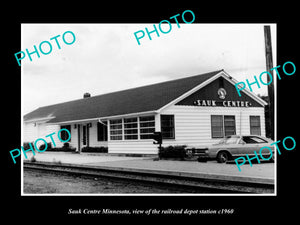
[158,145,187,159]
[81,146,108,153]
[49,147,76,152]
[23,142,51,152]
[62,143,69,148]
[23,142,35,151]
[47,142,76,152]
[38,142,52,151]
[23,142,76,152]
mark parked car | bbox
[186,135,274,163]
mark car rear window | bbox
[243,136,267,144]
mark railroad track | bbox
[23,161,274,194]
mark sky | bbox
[21,23,276,115]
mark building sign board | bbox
[176,77,263,107]
[193,99,251,107]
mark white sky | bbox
[21,23,276,114]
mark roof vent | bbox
[83,93,91,98]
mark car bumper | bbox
[186,148,209,158]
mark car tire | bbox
[217,151,230,163]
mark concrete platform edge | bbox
[23,160,275,186]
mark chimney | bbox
[83,92,91,98]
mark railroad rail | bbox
[24,161,274,194]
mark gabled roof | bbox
[24,69,266,124]
[24,70,223,123]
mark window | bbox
[60,125,71,142]
[211,115,236,138]
[110,119,122,140]
[161,115,175,139]
[140,116,155,139]
[97,121,108,141]
[211,115,223,138]
[109,116,156,140]
[250,116,261,135]
[124,117,138,140]
[224,116,236,136]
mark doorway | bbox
[77,124,89,152]
[82,125,89,147]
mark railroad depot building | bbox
[23,70,267,154]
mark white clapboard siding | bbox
[160,105,265,148]
[108,140,158,154]
[23,122,71,148]
[23,122,38,142]
[53,122,107,149]
[86,121,108,147]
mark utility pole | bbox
[264,25,274,140]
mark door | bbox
[82,125,89,147]
[77,124,81,152]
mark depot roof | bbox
[23,70,266,124]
